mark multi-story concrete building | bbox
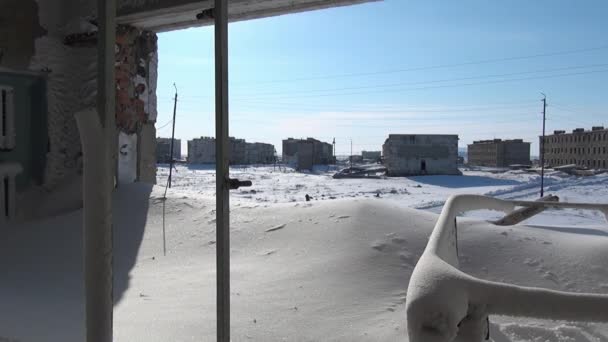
[229,138,247,164]
[188,137,216,164]
[541,127,608,169]
[282,138,334,170]
[188,137,275,165]
[361,150,381,162]
[246,142,276,164]
[382,134,461,176]
[468,139,531,167]
[156,138,181,163]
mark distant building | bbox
[467,139,531,167]
[188,137,215,164]
[156,138,181,163]
[188,137,275,165]
[246,142,276,164]
[282,138,334,170]
[541,127,608,169]
[361,150,381,162]
[349,155,363,164]
[382,134,460,176]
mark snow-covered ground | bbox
[158,164,608,225]
[1,167,607,341]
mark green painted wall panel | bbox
[0,72,47,190]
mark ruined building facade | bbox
[282,138,334,170]
[362,150,381,162]
[542,127,608,169]
[382,134,460,176]
[0,1,161,220]
[188,137,275,165]
[156,138,181,163]
[468,139,531,167]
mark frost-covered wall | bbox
[0,0,160,217]
[8,0,99,189]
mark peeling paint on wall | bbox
[118,131,138,184]
[115,25,158,134]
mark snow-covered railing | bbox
[0,86,16,150]
[406,194,608,342]
[0,162,22,223]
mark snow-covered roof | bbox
[118,0,380,32]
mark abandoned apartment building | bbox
[542,126,608,169]
[187,136,275,165]
[0,0,370,224]
[361,150,381,162]
[282,137,334,170]
[467,139,531,167]
[156,137,181,163]
[382,134,461,176]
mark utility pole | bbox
[540,93,547,197]
[332,137,336,163]
[168,83,178,188]
[350,138,353,169]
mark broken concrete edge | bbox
[117,0,381,32]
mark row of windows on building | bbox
[545,132,608,144]
[548,159,607,169]
[548,146,608,155]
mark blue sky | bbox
[156,0,608,156]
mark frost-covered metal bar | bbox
[0,162,22,223]
[406,194,608,342]
[511,200,608,213]
[76,108,113,342]
[214,0,231,340]
[79,0,116,340]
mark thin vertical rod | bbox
[87,0,115,340]
[168,83,178,188]
[214,0,231,341]
[350,138,353,169]
[540,94,546,198]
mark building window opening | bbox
[0,86,15,150]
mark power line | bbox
[549,102,605,118]
[230,44,608,86]
[232,69,608,101]
[165,68,608,102]
[174,63,608,100]
[157,119,174,130]
[167,98,540,114]
[228,63,608,97]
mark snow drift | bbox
[2,183,608,341]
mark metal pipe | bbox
[214,0,231,340]
[76,109,113,342]
[80,0,116,340]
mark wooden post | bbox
[214,0,231,341]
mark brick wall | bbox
[115,25,158,133]
[115,25,158,183]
